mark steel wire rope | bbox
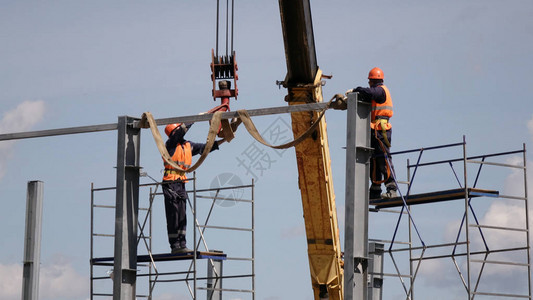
[215,0,234,58]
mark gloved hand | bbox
[334,93,346,101]
[345,88,355,95]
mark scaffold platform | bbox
[91,251,227,266]
[369,188,499,209]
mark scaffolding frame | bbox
[90,174,255,299]
[3,100,530,299]
[369,137,531,299]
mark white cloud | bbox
[39,255,88,300]
[502,156,530,198]
[0,254,87,300]
[416,259,464,298]
[435,155,532,296]
[0,263,23,300]
[422,149,533,296]
[0,100,46,180]
[0,100,46,134]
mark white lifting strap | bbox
[140,111,223,173]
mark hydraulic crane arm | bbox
[279,0,317,85]
[278,1,344,299]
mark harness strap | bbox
[371,127,392,184]
[164,169,186,176]
[374,119,391,147]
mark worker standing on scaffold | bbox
[346,67,398,200]
[162,122,224,254]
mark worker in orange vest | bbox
[162,122,224,254]
[346,67,398,199]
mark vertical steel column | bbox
[368,242,384,300]
[207,257,223,300]
[113,116,141,300]
[344,93,372,299]
[22,180,44,300]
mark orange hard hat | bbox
[368,67,384,80]
[165,123,182,137]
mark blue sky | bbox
[1,1,533,299]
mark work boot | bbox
[381,190,398,199]
[171,246,193,254]
[369,190,382,200]
[369,184,382,200]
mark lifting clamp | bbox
[210,49,238,113]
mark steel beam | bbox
[368,242,384,300]
[113,116,141,300]
[0,123,117,141]
[207,255,223,300]
[344,93,372,299]
[22,181,44,300]
[0,102,332,141]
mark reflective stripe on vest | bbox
[163,142,192,181]
[371,84,393,130]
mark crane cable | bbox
[140,2,344,173]
[215,0,234,58]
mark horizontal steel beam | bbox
[0,123,118,141]
[0,102,331,141]
[132,102,330,128]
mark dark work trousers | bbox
[370,128,396,193]
[162,181,188,250]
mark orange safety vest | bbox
[163,142,192,181]
[370,84,393,131]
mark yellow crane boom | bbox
[278,1,343,298]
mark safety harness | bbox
[373,117,391,148]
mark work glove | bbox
[345,88,355,96]
[330,94,347,110]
